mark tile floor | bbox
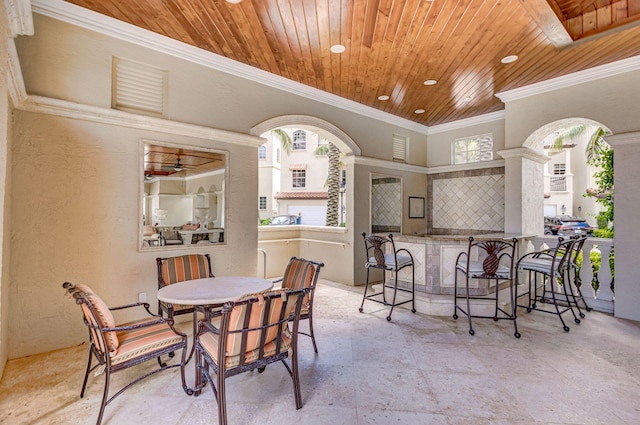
[2,280,640,425]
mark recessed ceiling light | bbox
[226,0,242,3]
[415,109,426,114]
[501,55,518,64]
[423,79,437,86]
[378,95,390,101]
[330,44,346,54]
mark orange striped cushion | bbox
[161,255,211,285]
[224,292,288,356]
[76,284,119,353]
[111,318,183,365]
[281,259,315,309]
[199,328,291,369]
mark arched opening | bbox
[525,118,612,230]
[251,115,360,227]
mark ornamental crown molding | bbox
[496,55,640,103]
[18,95,265,147]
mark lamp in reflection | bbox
[194,208,210,229]
[154,209,168,226]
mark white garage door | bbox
[287,205,326,226]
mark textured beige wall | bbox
[8,111,259,358]
[0,6,11,377]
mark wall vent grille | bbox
[112,57,167,117]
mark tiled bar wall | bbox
[427,167,505,235]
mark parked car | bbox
[269,214,299,225]
[544,216,593,236]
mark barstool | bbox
[515,237,581,332]
[453,237,520,338]
[360,233,416,321]
[565,236,591,317]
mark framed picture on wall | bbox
[409,196,425,219]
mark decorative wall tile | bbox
[372,178,401,230]
[429,168,505,233]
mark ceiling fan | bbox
[172,157,184,171]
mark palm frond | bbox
[585,127,611,164]
[548,125,586,155]
[271,128,292,154]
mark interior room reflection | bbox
[141,143,226,249]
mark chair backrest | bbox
[362,232,395,267]
[156,254,214,287]
[280,257,323,311]
[466,237,518,277]
[550,237,577,273]
[218,288,308,367]
[63,282,119,355]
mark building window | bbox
[554,163,566,175]
[453,133,493,164]
[292,169,306,188]
[258,145,266,160]
[293,130,306,150]
[259,196,267,210]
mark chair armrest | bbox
[198,319,221,335]
[110,302,159,317]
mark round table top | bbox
[157,276,274,306]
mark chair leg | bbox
[80,348,93,398]
[548,276,571,332]
[386,274,400,321]
[291,344,303,410]
[359,268,371,313]
[465,275,474,336]
[96,368,111,425]
[307,311,318,353]
[509,275,521,338]
[410,265,416,314]
[217,365,228,425]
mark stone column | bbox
[497,147,549,236]
[605,131,640,321]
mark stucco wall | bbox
[0,6,11,377]
[8,111,259,358]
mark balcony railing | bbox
[549,176,567,191]
[528,236,614,313]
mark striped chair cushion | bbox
[281,259,315,309]
[199,329,292,369]
[161,254,211,285]
[202,290,299,368]
[111,318,183,365]
[76,284,119,353]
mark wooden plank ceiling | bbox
[63,0,640,127]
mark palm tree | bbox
[271,128,292,154]
[548,125,610,161]
[314,141,341,226]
